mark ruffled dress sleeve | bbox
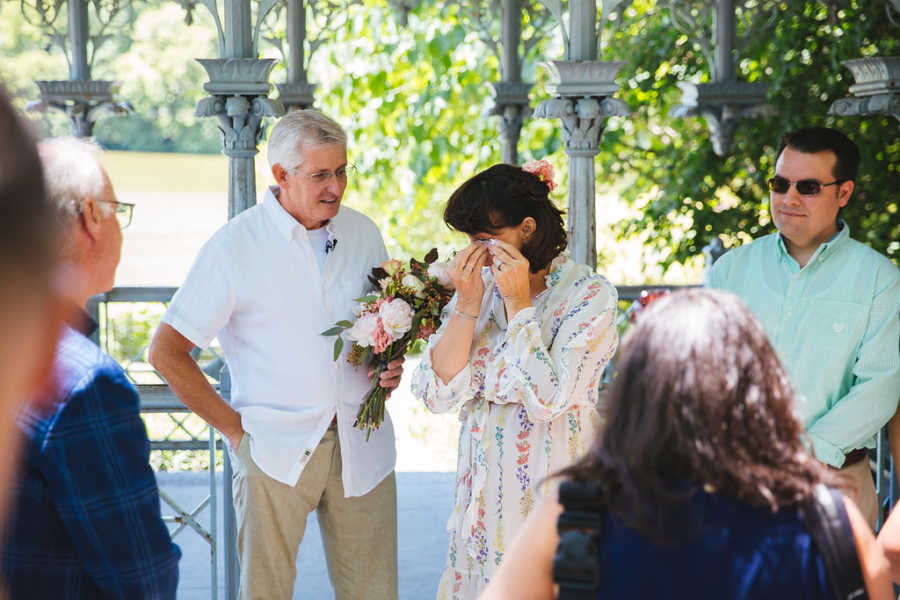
[410,294,476,414]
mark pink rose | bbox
[381,258,403,276]
[522,159,556,191]
[346,312,379,347]
[379,298,414,339]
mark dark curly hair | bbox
[558,288,830,542]
[443,163,567,273]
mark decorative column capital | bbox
[671,80,777,156]
[534,60,629,157]
[27,79,132,138]
[488,81,533,161]
[195,58,285,158]
[828,56,900,122]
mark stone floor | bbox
[157,363,460,599]
[159,470,455,599]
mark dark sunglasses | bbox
[767,176,844,196]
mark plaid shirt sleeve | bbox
[41,359,181,599]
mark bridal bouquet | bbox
[322,248,455,440]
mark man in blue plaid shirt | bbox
[1,137,181,599]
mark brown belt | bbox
[843,448,868,467]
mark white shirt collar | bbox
[263,185,339,244]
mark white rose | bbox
[427,261,454,289]
[379,298,414,339]
[345,312,379,347]
[402,273,426,298]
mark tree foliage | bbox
[597,0,899,264]
[1,0,897,269]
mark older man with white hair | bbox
[1,137,181,599]
[150,109,402,600]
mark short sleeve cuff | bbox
[808,433,846,468]
[160,308,215,350]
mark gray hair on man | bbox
[267,109,347,171]
[38,137,110,224]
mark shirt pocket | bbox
[803,299,868,371]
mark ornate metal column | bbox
[192,0,285,217]
[23,0,132,136]
[275,0,317,110]
[828,57,900,121]
[534,0,629,268]
[487,0,532,165]
[668,0,777,156]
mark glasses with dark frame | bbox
[287,163,356,186]
[767,176,845,196]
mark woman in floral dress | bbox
[411,162,618,599]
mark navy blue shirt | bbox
[596,490,833,599]
[2,316,180,599]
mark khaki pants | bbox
[832,456,878,531]
[232,426,398,600]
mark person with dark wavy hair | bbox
[411,162,618,599]
[480,288,892,600]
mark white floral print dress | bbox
[411,254,618,600]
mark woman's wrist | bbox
[504,297,532,319]
[453,307,478,321]
[456,298,482,316]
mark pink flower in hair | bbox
[522,159,556,191]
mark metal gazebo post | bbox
[27,0,132,136]
[535,0,629,269]
[277,0,317,110]
[489,0,533,165]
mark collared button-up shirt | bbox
[162,187,393,494]
[709,223,900,467]
[2,315,181,599]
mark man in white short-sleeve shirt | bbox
[149,109,403,600]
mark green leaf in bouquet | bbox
[335,320,353,328]
[408,315,422,342]
[355,294,379,303]
[321,326,346,336]
[424,248,439,265]
[333,336,344,361]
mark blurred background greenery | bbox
[2,0,896,280]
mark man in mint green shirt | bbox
[709,127,900,529]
